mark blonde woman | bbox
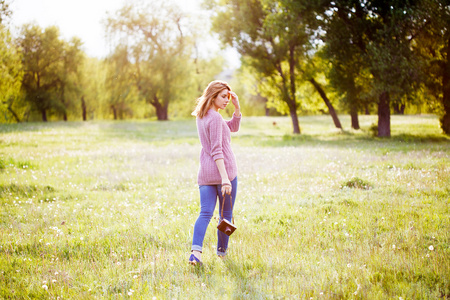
[189,80,241,265]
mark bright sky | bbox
[9,0,239,66]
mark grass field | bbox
[1,114,449,299]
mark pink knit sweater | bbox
[196,109,241,185]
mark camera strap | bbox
[220,194,234,224]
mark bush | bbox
[369,123,378,137]
[341,177,372,190]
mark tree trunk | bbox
[350,107,360,130]
[155,104,168,120]
[7,106,21,123]
[152,95,169,120]
[377,91,391,137]
[111,105,117,120]
[393,103,405,115]
[309,78,342,129]
[81,96,87,121]
[61,84,67,121]
[289,108,301,134]
[364,103,370,115]
[441,34,450,135]
[261,94,269,116]
[393,103,400,114]
[41,109,47,122]
[288,46,300,134]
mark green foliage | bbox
[412,0,450,135]
[77,57,111,120]
[103,45,141,120]
[16,24,85,122]
[228,66,274,117]
[320,1,426,136]
[341,177,372,190]
[0,0,11,25]
[58,37,84,121]
[0,157,35,170]
[105,0,198,120]
[0,25,24,123]
[2,0,450,128]
[209,0,326,133]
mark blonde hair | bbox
[192,80,231,118]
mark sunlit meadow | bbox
[1,114,449,299]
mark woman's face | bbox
[213,89,230,111]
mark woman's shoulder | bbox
[205,109,223,122]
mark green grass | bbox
[0,114,449,299]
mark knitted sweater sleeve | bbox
[209,113,224,161]
[225,112,242,132]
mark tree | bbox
[320,3,368,129]
[104,45,138,120]
[209,0,340,134]
[209,0,304,133]
[300,55,343,129]
[414,0,450,135]
[105,1,193,120]
[322,0,423,137]
[1,0,25,123]
[0,0,11,25]
[0,26,23,123]
[17,24,64,121]
[78,57,108,121]
[17,24,85,122]
[58,37,84,121]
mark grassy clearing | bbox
[0,114,449,299]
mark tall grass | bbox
[0,114,449,299]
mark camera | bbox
[217,218,237,236]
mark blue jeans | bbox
[191,177,237,256]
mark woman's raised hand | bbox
[228,91,240,109]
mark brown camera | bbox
[217,194,236,236]
[217,218,237,236]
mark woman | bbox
[189,80,241,265]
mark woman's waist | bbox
[199,150,236,163]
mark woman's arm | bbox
[229,91,240,117]
[226,91,242,132]
[215,158,232,196]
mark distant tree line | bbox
[1,0,449,137]
[0,0,223,123]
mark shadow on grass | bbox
[97,120,198,145]
[234,132,450,149]
[0,121,90,133]
[221,258,268,298]
[0,183,55,199]
[2,119,449,149]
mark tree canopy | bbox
[1,0,449,136]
